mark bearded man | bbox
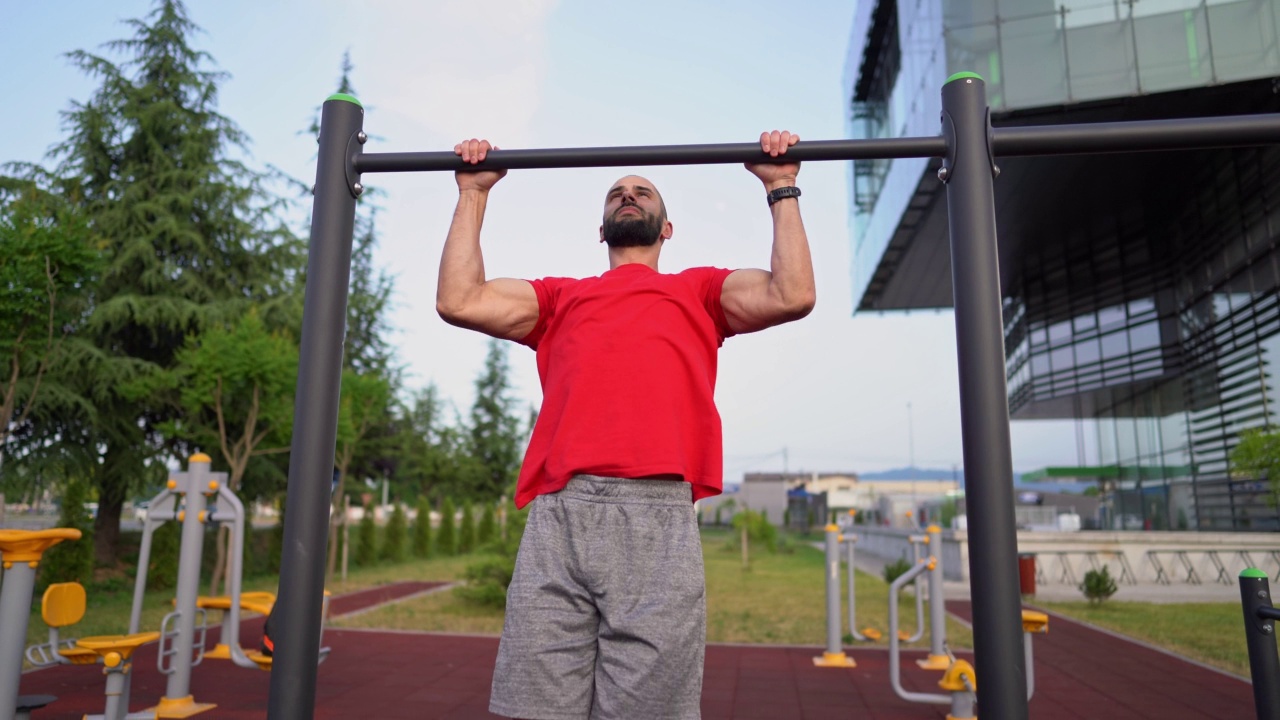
[436,131,815,720]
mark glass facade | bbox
[850,0,1280,307]
[847,0,1280,530]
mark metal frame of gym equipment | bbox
[269,74,1280,720]
[120,454,248,717]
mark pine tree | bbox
[50,0,303,565]
[459,503,476,554]
[356,510,378,567]
[437,497,457,556]
[413,497,433,558]
[469,340,523,501]
[478,504,496,547]
[382,503,407,562]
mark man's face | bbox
[601,176,670,248]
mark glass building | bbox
[847,0,1280,530]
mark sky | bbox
[0,0,1086,483]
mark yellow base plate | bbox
[917,654,952,670]
[812,651,857,668]
[150,696,217,718]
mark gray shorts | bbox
[489,475,706,720]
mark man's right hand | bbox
[454,138,506,192]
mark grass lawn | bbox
[1034,600,1248,677]
[332,527,975,651]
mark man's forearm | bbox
[437,188,491,313]
[766,198,815,312]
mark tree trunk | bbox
[93,443,132,567]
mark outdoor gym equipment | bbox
[128,454,329,684]
[275,79,1280,719]
[0,527,80,719]
[888,557,1049,719]
[898,531,928,644]
[24,580,162,720]
[842,532,881,642]
[917,525,949,670]
[828,524,947,665]
[814,525,857,667]
[1239,567,1280,719]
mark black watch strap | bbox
[767,185,801,206]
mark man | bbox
[437,131,814,720]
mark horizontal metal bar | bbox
[353,136,948,173]
[353,113,1280,175]
[992,113,1280,157]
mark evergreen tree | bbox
[437,497,457,556]
[51,0,303,564]
[413,497,433,559]
[39,477,96,590]
[356,510,377,567]
[468,340,523,500]
[459,503,476,554]
[478,503,496,547]
[382,503,407,562]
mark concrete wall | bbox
[852,526,1280,584]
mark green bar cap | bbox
[946,72,984,84]
[327,93,362,107]
[1241,568,1269,579]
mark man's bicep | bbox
[468,278,541,341]
[719,268,775,335]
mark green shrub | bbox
[478,504,496,547]
[459,503,476,554]
[457,506,528,609]
[148,521,181,591]
[356,511,378,567]
[437,498,457,556]
[413,498,432,558]
[728,509,778,553]
[883,557,913,584]
[715,506,723,526]
[381,503,407,562]
[1080,566,1118,605]
[39,477,96,591]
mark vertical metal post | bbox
[813,525,855,667]
[0,557,37,716]
[267,93,364,720]
[921,525,949,668]
[1240,569,1280,720]
[164,456,211,705]
[939,72,1029,720]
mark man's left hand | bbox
[745,130,800,190]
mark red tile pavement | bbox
[15,584,1258,719]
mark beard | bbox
[602,207,663,248]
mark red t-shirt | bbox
[514,263,735,508]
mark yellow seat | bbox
[40,582,99,664]
[1021,610,1049,634]
[43,582,87,627]
[76,633,161,667]
[243,649,274,670]
[0,528,82,565]
[194,591,276,615]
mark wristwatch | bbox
[767,185,801,206]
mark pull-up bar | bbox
[353,110,1280,175]
[267,76,1280,720]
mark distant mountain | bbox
[859,467,965,482]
